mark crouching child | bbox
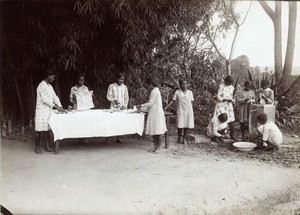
[256,113,282,151]
[207,113,228,144]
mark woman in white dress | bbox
[213,76,236,141]
[165,80,194,145]
[137,79,167,154]
[35,69,64,154]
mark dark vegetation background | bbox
[0,0,299,135]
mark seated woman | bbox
[207,113,228,144]
[258,80,274,104]
[70,74,93,110]
[256,113,282,151]
[137,78,167,154]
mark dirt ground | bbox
[1,135,300,215]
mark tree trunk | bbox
[284,75,300,104]
[14,76,25,135]
[273,1,282,85]
[281,1,297,93]
[226,60,231,76]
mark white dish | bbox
[233,142,257,152]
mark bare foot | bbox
[152,149,160,154]
[44,147,54,152]
[35,147,42,154]
[181,139,187,145]
[147,148,156,153]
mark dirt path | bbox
[1,137,300,215]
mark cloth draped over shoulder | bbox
[142,87,167,135]
[35,81,61,131]
[70,85,94,110]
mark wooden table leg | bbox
[165,115,170,149]
[55,140,60,155]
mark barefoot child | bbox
[207,113,228,144]
[236,81,255,140]
[137,78,167,154]
[165,80,194,145]
[256,113,282,150]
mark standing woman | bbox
[213,75,236,141]
[107,73,129,110]
[35,69,64,154]
[236,81,255,140]
[106,72,129,143]
[137,79,167,154]
[165,80,194,145]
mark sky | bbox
[214,1,300,72]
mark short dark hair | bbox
[179,79,186,86]
[146,77,159,87]
[261,80,270,87]
[78,74,85,79]
[44,69,55,78]
[244,81,250,87]
[257,113,267,124]
[218,113,228,123]
[224,76,234,85]
[116,73,125,81]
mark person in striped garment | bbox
[107,73,129,110]
[106,73,129,143]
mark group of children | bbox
[206,76,282,151]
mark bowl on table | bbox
[233,142,257,152]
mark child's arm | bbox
[165,90,177,110]
[212,119,224,137]
[261,125,270,142]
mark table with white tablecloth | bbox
[48,110,145,154]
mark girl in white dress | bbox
[165,80,194,145]
[137,79,167,154]
[213,76,236,141]
[35,69,64,154]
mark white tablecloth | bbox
[48,110,145,141]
